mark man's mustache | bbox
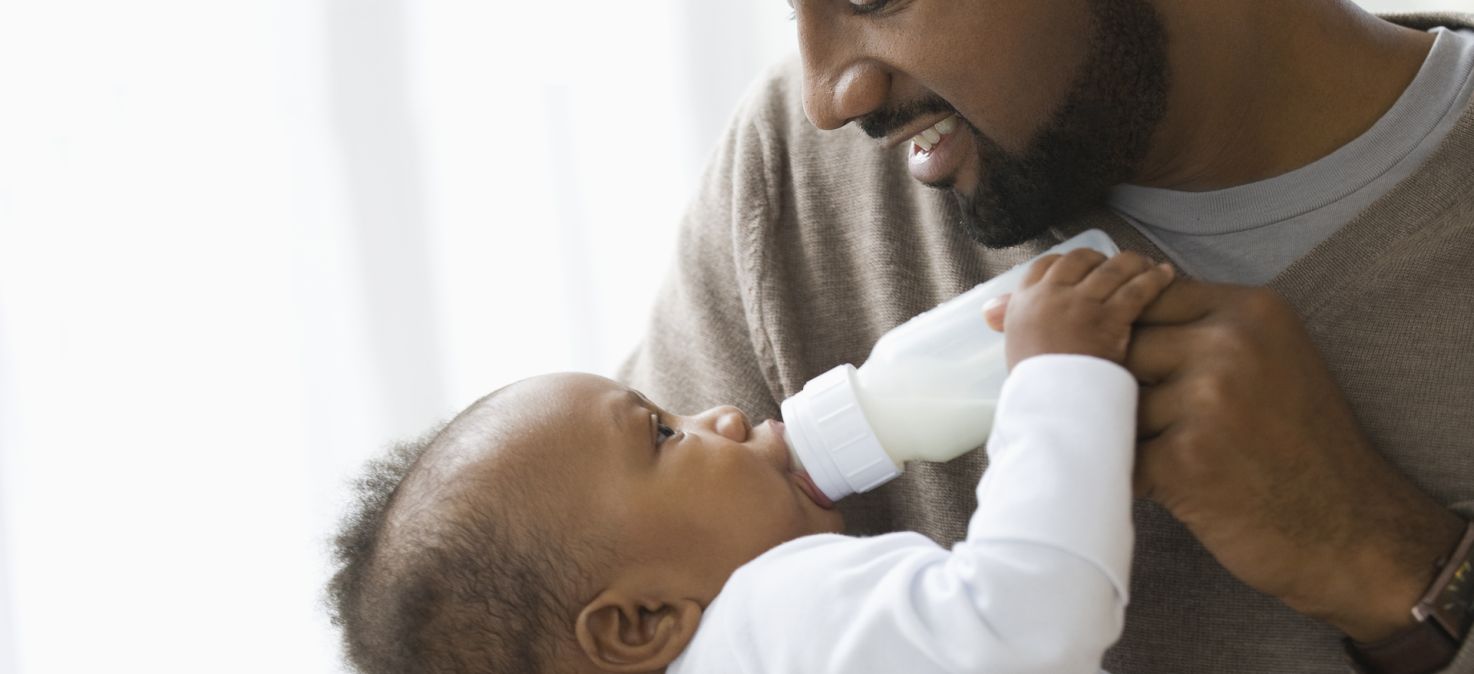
[858,96,958,139]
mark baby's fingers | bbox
[1042,248,1109,286]
[1105,263,1177,322]
[982,294,1010,332]
[1076,251,1153,301]
[1021,254,1061,289]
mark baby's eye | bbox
[655,418,677,445]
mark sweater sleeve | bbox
[671,355,1138,674]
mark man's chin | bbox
[952,189,1056,249]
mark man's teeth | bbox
[911,115,959,152]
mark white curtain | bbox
[0,1,1463,673]
[0,2,792,673]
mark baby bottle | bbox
[781,229,1119,502]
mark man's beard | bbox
[951,0,1170,248]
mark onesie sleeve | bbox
[670,354,1137,674]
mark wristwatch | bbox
[1345,520,1474,674]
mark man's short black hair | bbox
[325,403,594,674]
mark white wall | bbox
[0,2,1468,673]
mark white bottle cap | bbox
[780,364,900,502]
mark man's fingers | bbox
[1133,428,1180,500]
[1132,459,1153,500]
[1133,423,1194,500]
[1137,380,1187,440]
[1124,325,1193,385]
[1105,262,1176,320]
[1135,275,1219,325]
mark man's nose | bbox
[697,405,750,443]
[799,21,888,130]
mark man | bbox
[621,2,1474,672]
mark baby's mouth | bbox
[791,469,836,510]
[769,420,836,510]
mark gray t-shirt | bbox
[1108,27,1474,285]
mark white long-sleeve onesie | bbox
[668,355,1138,674]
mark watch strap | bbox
[1345,520,1474,674]
[1344,621,1458,674]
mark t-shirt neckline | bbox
[1106,27,1474,236]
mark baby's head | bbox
[328,373,843,674]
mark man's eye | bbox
[849,0,890,13]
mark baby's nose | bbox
[708,406,750,443]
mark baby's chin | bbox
[757,510,845,553]
[812,509,846,536]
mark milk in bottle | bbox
[780,229,1119,502]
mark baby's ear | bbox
[575,591,702,673]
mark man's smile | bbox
[905,113,975,188]
[907,113,959,153]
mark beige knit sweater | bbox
[620,14,1474,673]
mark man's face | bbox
[794,0,1169,248]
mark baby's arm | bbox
[874,251,1175,672]
[951,250,1176,669]
[675,252,1173,674]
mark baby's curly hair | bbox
[326,395,598,674]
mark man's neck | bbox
[1129,0,1436,192]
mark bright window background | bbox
[0,2,1465,673]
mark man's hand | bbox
[1129,278,1465,642]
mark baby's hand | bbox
[983,250,1175,370]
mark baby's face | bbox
[501,373,844,597]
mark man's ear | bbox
[575,590,703,673]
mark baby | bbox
[327,249,1176,674]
